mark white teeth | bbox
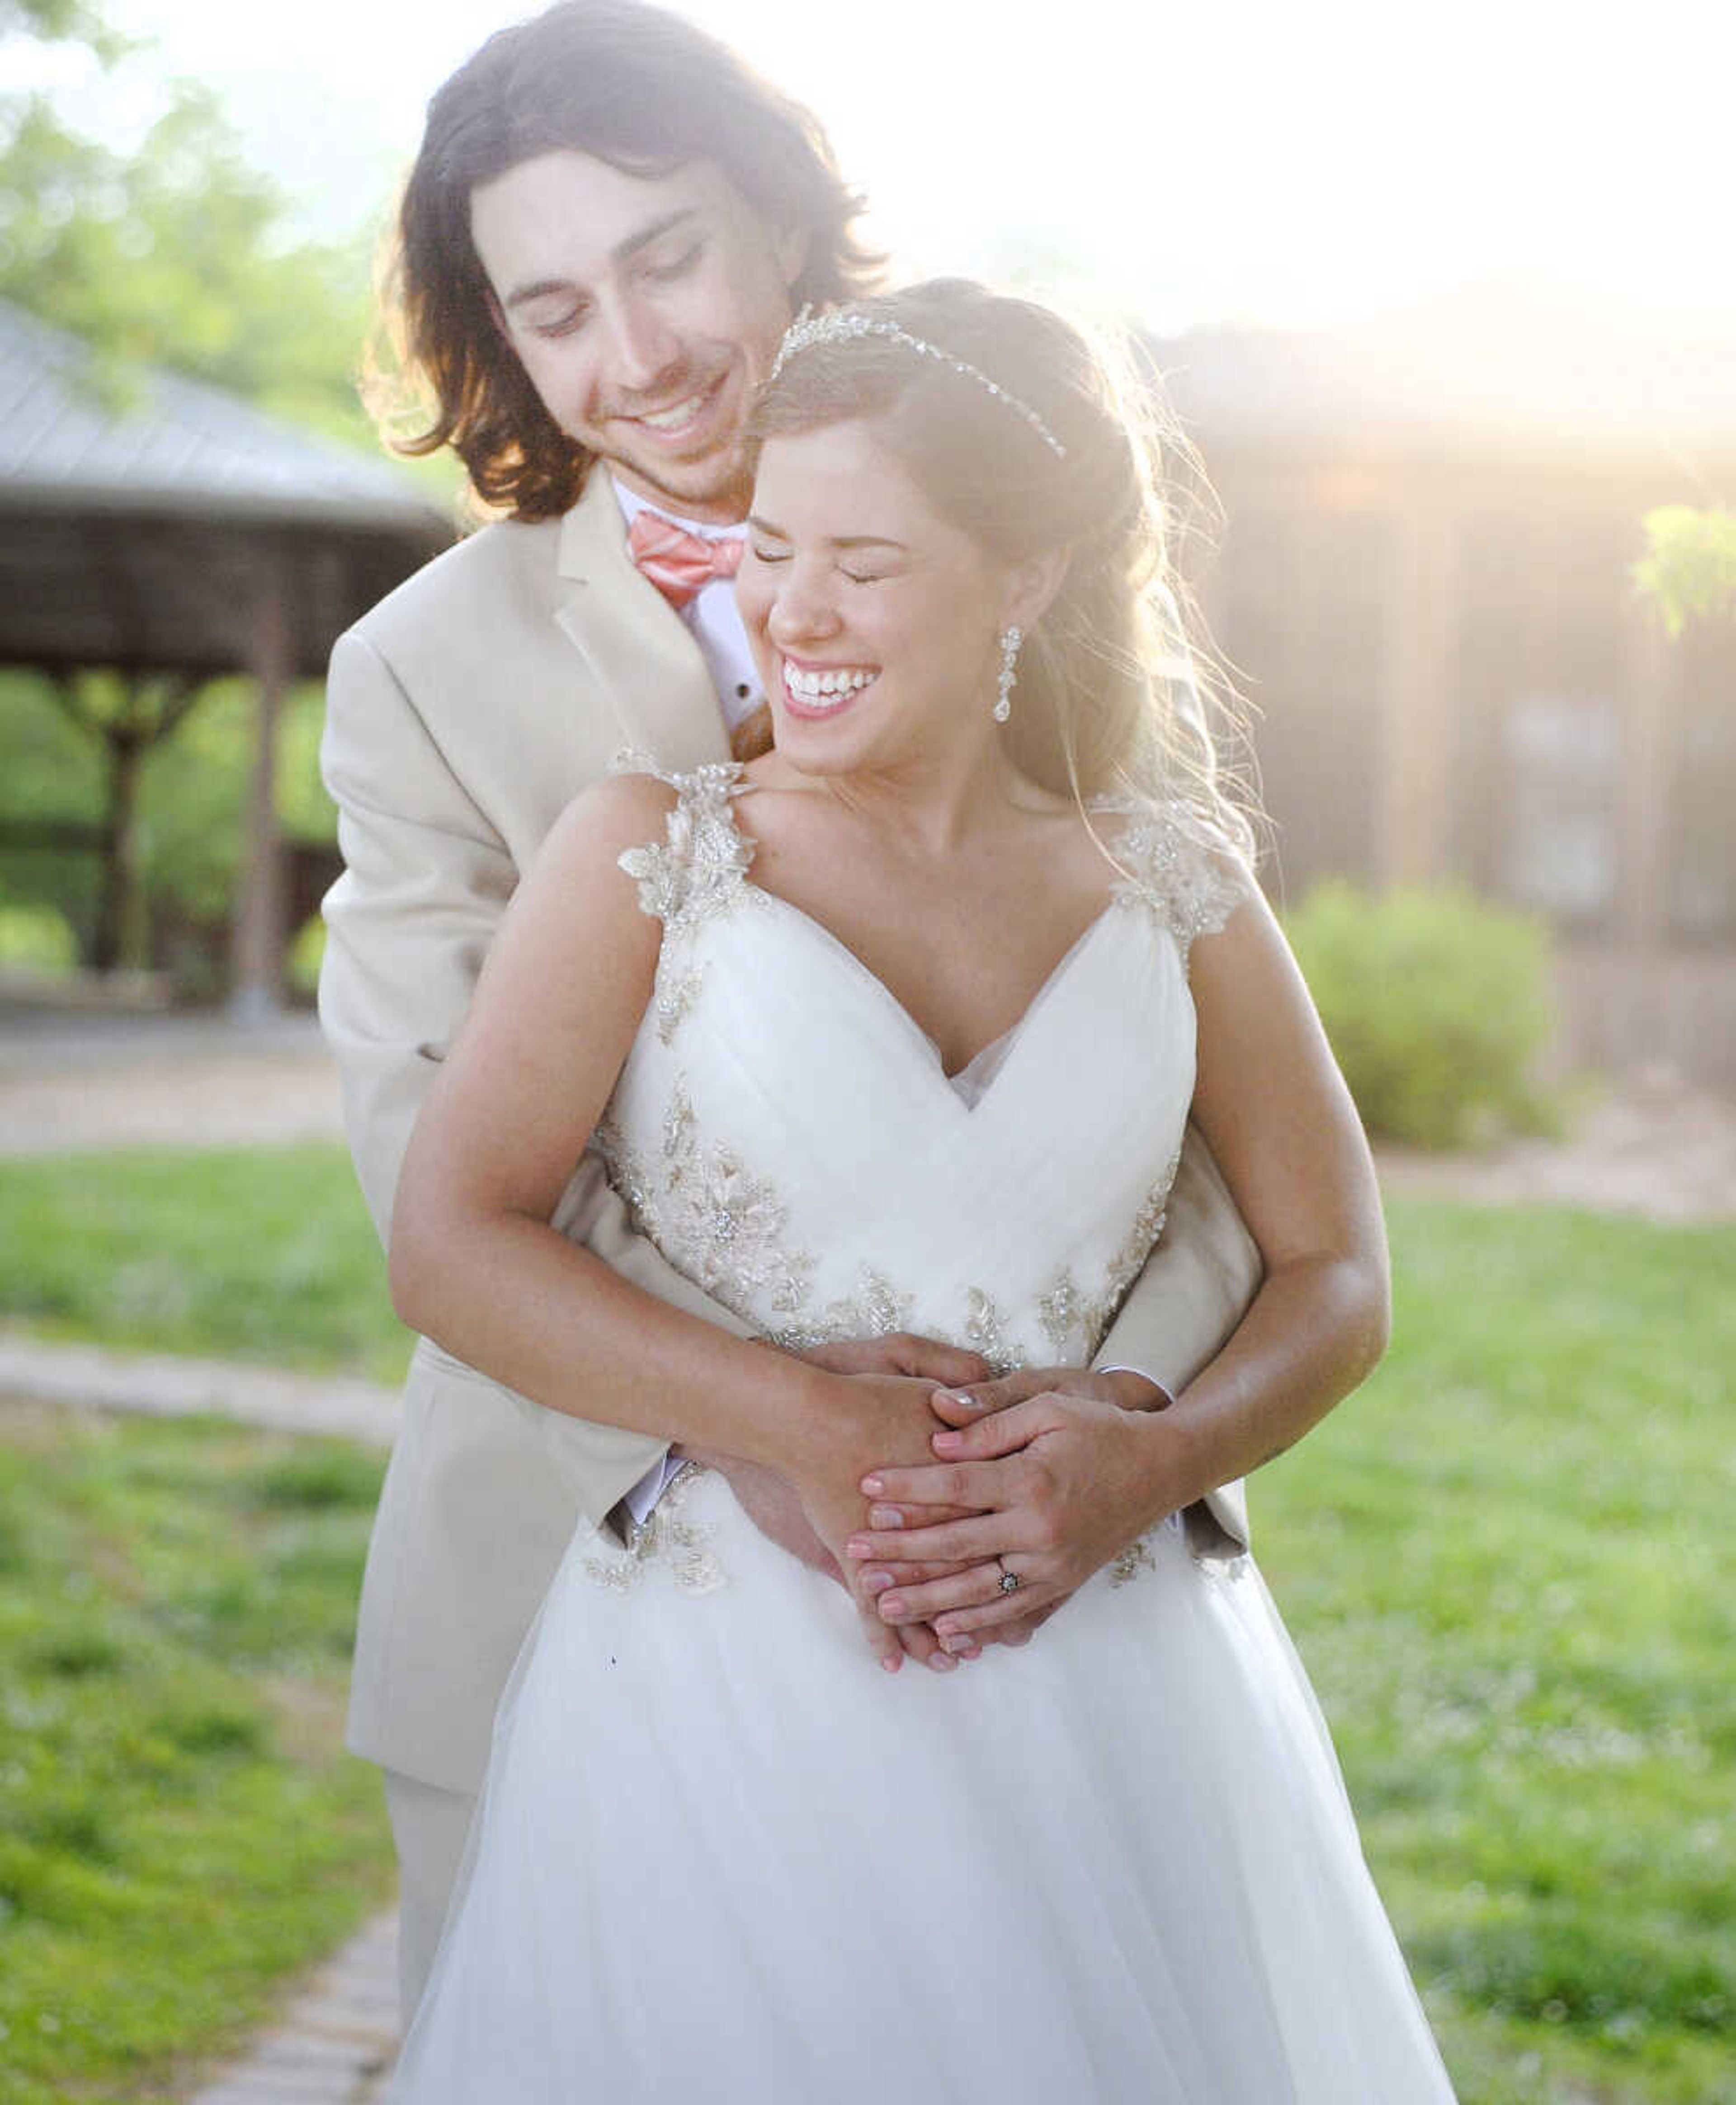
[638,392,705,431]
[783,665,876,702]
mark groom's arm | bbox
[320,629,990,1559]
[320,625,756,1526]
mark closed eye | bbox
[530,307,588,340]
[643,241,703,284]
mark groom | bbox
[321,0,1262,2020]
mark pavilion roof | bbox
[0,295,441,531]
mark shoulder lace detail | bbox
[1094,797,1251,957]
[614,759,755,932]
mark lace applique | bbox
[1094,799,1250,958]
[655,961,705,1046]
[964,1289,1026,1372]
[1031,1142,1184,1362]
[596,1090,816,1323]
[582,1463,726,1594]
[1110,1534,1160,1587]
[616,760,756,934]
[769,1269,917,1354]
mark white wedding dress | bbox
[391,766,1456,2103]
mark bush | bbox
[0,903,78,974]
[1284,882,1559,1149]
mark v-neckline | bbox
[713,771,1128,1103]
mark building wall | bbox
[1192,448,1736,1085]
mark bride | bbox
[384,281,1457,2100]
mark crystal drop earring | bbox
[994,626,1022,724]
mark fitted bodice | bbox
[594,765,1247,1373]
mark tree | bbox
[0,87,377,446]
[0,0,386,989]
[1635,504,1736,638]
[0,0,124,56]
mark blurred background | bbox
[2,0,1734,1081]
[1,5,1732,2103]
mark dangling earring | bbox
[994,626,1022,724]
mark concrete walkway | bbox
[2,1333,403,2101]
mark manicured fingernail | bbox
[932,1430,964,1453]
[928,1651,958,1672]
[878,1595,906,1619]
[869,1504,903,1530]
[881,1651,901,1673]
[863,1570,893,1594]
[861,1474,884,1495]
[943,1635,976,1656]
[845,1538,871,1560]
[936,1389,981,1407]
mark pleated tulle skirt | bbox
[391,1471,1455,2103]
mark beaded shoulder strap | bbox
[1093,796,1251,957]
[613,759,756,932]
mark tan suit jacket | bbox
[321,471,1262,1796]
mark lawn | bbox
[0,1144,410,1383]
[0,1146,1731,2100]
[0,1403,393,2103]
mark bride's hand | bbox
[842,1389,1203,1640]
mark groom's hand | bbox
[793,1334,992,1387]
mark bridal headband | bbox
[769,305,1068,461]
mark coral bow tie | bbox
[628,512,746,610]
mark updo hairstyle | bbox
[747,279,1249,848]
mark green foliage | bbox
[0,669,336,975]
[0,1403,392,2099]
[0,86,377,446]
[1261,1198,1736,2101]
[5,1149,1734,2099]
[0,901,76,971]
[0,0,124,54]
[1285,881,1559,1149]
[1635,505,1736,639]
[0,1144,406,1382]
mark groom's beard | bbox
[595,354,758,524]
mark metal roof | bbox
[0,295,444,530]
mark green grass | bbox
[1,1149,1731,2099]
[0,1402,393,2103]
[1258,1200,1736,2103]
[0,1145,410,1382]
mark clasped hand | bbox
[726,1343,1186,1675]
[845,1367,1183,1650]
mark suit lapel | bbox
[552,474,732,768]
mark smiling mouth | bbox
[781,661,880,717]
[622,371,729,442]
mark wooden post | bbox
[1376,504,1460,885]
[229,563,292,1023]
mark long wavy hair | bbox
[372,0,883,521]
[747,280,1254,848]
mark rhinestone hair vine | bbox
[769,306,1067,460]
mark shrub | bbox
[1283,881,1559,1149]
[0,903,78,974]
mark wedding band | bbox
[997,1563,1021,1594]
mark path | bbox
[4,1002,1733,1219]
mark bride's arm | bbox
[387,772,968,1669]
[843,887,1389,1636]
